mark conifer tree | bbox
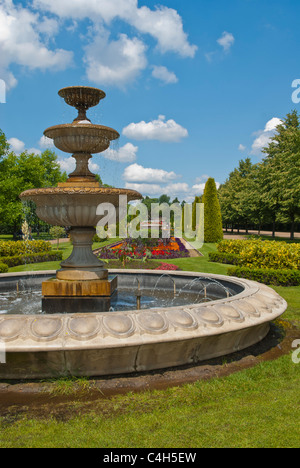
[203,178,223,242]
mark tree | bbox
[262,111,300,239]
[49,226,66,249]
[0,131,67,236]
[203,178,223,243]
[192,196,201,231]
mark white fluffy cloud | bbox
[39,135,54,148]
[102,143,138,163]
[251,118,283,155]
[152,65,178,84]
[8,137,41,155]
[217,31,235,52]
[84,28,147,88]
[33,0,197,58]
[123,163,179,183]
[122,115,188,142]
[8,137,25,154]
[0,0,73,88]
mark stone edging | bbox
[0,270,287,353]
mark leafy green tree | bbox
[203,178,223,243]
[0,131,67,237]
[262,111,300,239]
[49,226,66,249]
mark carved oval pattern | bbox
[249,297,273,314]
[166,309,198,331]
[67,317,100,340]
[234,300,261,318]
[0,319,24,341]
[30,318,63,341]
[103,315,135,338]
[194,307,224,328]
[137,311,168,334]
[213,304,245,323]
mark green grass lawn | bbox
[1,239,300,448]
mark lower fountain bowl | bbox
[19,186,142,226]
[0,270,287,379]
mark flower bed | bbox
[154,263,180,271]
[98,237,189,262]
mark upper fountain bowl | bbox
[44,122,120,154]
[59,86,106,112]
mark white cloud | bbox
[251,117,283,155]
[152,65,178,84]
[84,28,147,87]
[33,0,197,58]
[264,117,283,132]
[165,182,189,194]
[125,182,189,198]
[131,5,197,58]
[102,143,138,163]
[192,181,220,194]
[217,31,235,52]
[125,182,163,195]
[39,135,54,148]
[123,163,179,183]
[0,1,73,87]
[8,137,25,154]
[8,137,43,155]
[238,144,246,152]
[122,115,188,142]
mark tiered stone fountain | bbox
[0,85,287,380]
[20,86,141,313]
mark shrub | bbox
[0,263,8,273]
[0,250,63,268]
[209,251,241,265]
[203,178,223,243]
[49,226,66,249]
[217,239,247,255]
[217,238,300,270]
[227,266,300,286]
[0,240,52,257]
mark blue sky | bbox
[0,0,299,201]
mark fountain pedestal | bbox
[42,275,117,314]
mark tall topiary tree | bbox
[203,178,223,243]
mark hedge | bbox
[217,238,300,270]
[0,263,8,273]
[227,266,300,287]
[0,250,63,268]
[209,251,241,265]
[0,240,52,257]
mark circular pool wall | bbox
[0,270,287,380]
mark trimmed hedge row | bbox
[227,266,300,287]
[0,250,63,268]
[0,240,52,257]
[0,263,8,273]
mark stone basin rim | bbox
[0,269,287,353]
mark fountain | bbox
[0,86,288,380]
[20,86,142,313]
